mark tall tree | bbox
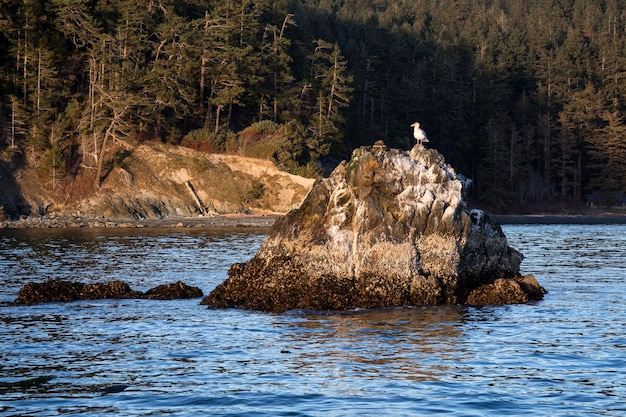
[260,13,295,122]
[595,101,626,193]
[307,39,353,156]
[556,84,600,200]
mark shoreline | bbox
[492,214,626,225]
[0,214,281,230]
[3,212,626,229]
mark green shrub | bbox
[236,120,325,178]
[237,121,283,158]
[249,120,281,134]
[181,128,237,153]
[292,160,324,178]
[246,180,265,200]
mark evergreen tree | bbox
[596,101,626,193]
[3,0,626,211]
[307,39,353,157]
[260,13,295,123]
[476,112,516,211]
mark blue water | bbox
[1,224,625,416]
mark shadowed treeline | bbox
[0,159,30,220]
[1,0,625,212]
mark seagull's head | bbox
[410,122,420,128]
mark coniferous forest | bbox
[2,0,626,212]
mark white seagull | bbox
[410,122,429,146]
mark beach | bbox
[3,212,626,230]
[0,214,280,229]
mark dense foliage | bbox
[1,0,626,211]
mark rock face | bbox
[14,279,203,305]
[202,144,545,312]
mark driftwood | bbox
[185,180,208,215]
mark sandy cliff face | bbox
[80,145,315,219]
[1,143,315,220]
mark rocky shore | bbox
[0,214,279,229]
[4,212,624,230]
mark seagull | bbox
[410,122,429,146]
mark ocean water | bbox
[0,224,625,416]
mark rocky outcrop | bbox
[145,281,203,300]
[202,143,545,312]
[14,279,203,305]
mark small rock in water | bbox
[100,384,129,394]
[0,375,55,390]
[14,279,203,304]
[145,281,203,300]
[13,280,142,305]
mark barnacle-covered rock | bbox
[202,144,545,312]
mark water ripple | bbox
[1,225,626,415]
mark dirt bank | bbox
[1,143,314,224]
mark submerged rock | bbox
[14,279,203,305]
[202,144,545,312]
[100,384,130,394]
[0,376,55,392]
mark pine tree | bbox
[596,102,626,193]
[556,83,601,200]
[307,39,353,156]
[260,13,295,122]
[476,112,516,211]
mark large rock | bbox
[202,144,545,312]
